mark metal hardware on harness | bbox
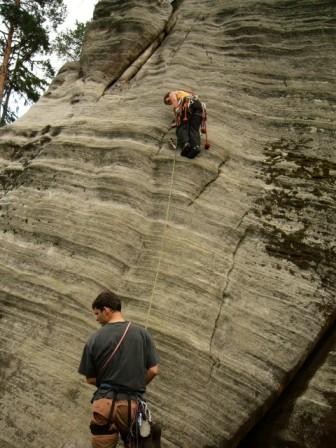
[131,398,152,440]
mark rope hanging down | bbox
[145,142,177,328]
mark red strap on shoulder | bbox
[101,321,132,372]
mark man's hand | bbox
[146,365,160,384]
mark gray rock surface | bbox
[0,0,335,447]
[240,326,336,448]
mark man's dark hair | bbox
[92,290,121,311]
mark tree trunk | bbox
[0,85,13,125]
[0,0,21,114]
[0,46,24,125]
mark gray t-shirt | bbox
[78,321,159,398]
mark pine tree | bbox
[53,20,87,62]
[0,0,66,125]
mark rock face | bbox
[0,1,335,447]
[240,326,336,448]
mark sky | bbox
[63,0,98,28]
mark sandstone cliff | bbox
[0,1,335,447]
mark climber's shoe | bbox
[181,142,191,157]
[186,146,200,159]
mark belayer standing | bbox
[78,290,160,448]
[163,90,209,159]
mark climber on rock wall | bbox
[163,90,209,159]
[78,290,160,448]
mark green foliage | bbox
[53,20,87,62]
[0,0,67,125]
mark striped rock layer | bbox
[0,1,335,447]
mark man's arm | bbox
[78,338,98,385]
[146,364,159,385]
[168,91,179,109]
[85,377,97,386]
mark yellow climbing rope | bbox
[145,142,177,328]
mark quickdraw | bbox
[129,398,152,447]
